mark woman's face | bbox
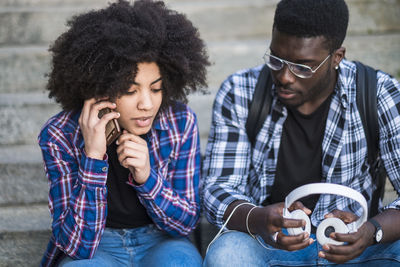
[115,62,163,136]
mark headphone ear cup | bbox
[316,217,348,246]
[286,209,311,236]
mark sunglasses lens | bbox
[263,53,325,79]
[289,64,313,78]
[264,55,283,71]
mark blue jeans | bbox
[203,231,400,267]
[59,225,202,267]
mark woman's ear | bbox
[333,47,346,69]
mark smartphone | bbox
[98,108,121,146]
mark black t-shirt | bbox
[266,95,332,210]
[105,141,152,229]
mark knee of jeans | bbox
[142,238,202,267]
[204,231,257,266]
[167,240,202,265]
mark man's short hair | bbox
[273,0,349,52]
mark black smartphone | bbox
[98,108,121,146]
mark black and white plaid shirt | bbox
[202,59,400,228]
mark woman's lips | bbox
[132,116,152,127]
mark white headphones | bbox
[284,183,368,246]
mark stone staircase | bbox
[0,0,399,265]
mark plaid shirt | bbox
[38,102,200,266]
[202,59,400,229]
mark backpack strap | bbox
[354,61,385,217]
[246,65,273,147]
[354,61,379,165]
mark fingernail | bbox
[116,112,120,117]
[323,244,330,251]
[116,140,119,145]
[319,251,325,258]
[309,238,314,244]
[113,103,116,106]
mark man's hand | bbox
[251,201,314,251]
[79,98,119,160]
[116,130,151,184]
[318,209,374,264]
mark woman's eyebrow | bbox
[151,77,162,85]
[132,77,162,85]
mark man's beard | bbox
[278,66,334,110]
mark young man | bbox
[202,0,400,265]
[38,1,209,266]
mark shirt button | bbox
[99,203,104,207]
[102,166,108,172]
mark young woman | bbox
[38,1,209,266]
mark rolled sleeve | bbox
[78,151,109,187]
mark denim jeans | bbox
[203,231,400,267]
[59,224,202,267]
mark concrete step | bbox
[1,0,400,46]
[0,46,49,94]
[0,204,51,267]
[0,93,61,146]
[0,145,48,205]
[343,34,400,78]
[2,33,400,95]
[1,0,106,7]
[0,0,272,46]
[348,0,400,35]
[0,0,256,7]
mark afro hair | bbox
[47,0,210,111]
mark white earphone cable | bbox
[205,202,255,254]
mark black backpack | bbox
[245,62,386,218]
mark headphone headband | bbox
[285,183,368,228]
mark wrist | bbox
[249,206,264,236]
[368,218,383,244]
[84,147,105,160]
[246,206,259,237]
[130,170,150,185]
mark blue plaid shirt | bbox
[38,101,201,266]
[202,59,400,228]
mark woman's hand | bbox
[79,98,119,160]
[116,131,151,184]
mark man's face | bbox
[115,62,163,136]
[269,30,337,114]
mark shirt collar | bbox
[336,59,358,109]
[151,108,169,131]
